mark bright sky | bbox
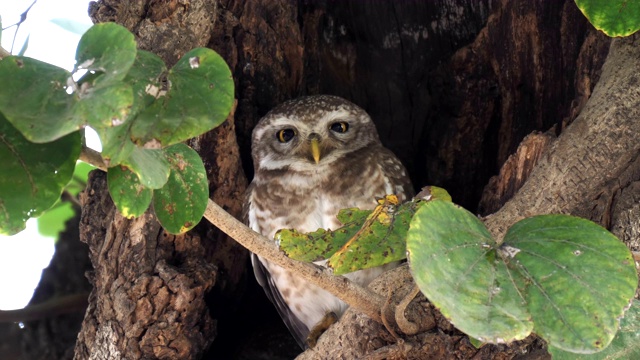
[0,0,92,310]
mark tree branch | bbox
[0,293,88,323]
[204,199,389,324]
[78,145,392,326]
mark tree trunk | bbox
[67,0,631,359]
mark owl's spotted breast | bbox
[245,95,413,348]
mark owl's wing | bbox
[251,254,309,349]
[244,190,309,348]
[378,147,415,201]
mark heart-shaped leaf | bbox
[97,50,166,166]
[327,195,416,275]
[0,23,137,143]
[407,201,638,353]
[407,201,533,343]
[131,47,234,147]
[153,144,208,234]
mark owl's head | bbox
[251,95,381,172]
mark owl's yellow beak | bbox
[309,134,321,164]
[311,138,321,164]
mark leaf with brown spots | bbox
[153,144,208,234]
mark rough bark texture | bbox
[69,0,629,359]
[80,1,250,359]
[75,171,217,359]
[483,33,640,240]
[479,131,555,215]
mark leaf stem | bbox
[79,146,106,171]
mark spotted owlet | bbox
[245,95,413,348]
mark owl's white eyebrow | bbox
[269,117,299,128]
[322,109,353,121]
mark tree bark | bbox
[302,30,640,360]
[70,0,630,359]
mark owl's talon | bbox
[306,311,338,348]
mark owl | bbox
[245,95,413,348]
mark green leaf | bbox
[407,201,533,343]
[328,196,418,275]
[75,22,137,85]
[73,81,134,131]
[575,0,640,37]
[278,188,452,275]
[36,162,94,238]
[503,215,638,353]
[0,114,81,235]
[0,55,132,143]
[153,144,208,234]
[0,22,139,140]
[120,147,170,189]
[549,299,640,359]
[131,47,234,147]
[0,56,78,142]
[97,50,166,166]
[50,18,92,36]
[107,165,152,218]
[277,207,370,263]
[407,201,637,354]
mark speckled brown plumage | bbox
[244,95,413,348]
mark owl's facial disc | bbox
[252,95,383,172]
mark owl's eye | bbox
[277,128,296,143]
[329,121,349,133]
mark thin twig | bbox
[5,0,38,53]
[0,292,88,323]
